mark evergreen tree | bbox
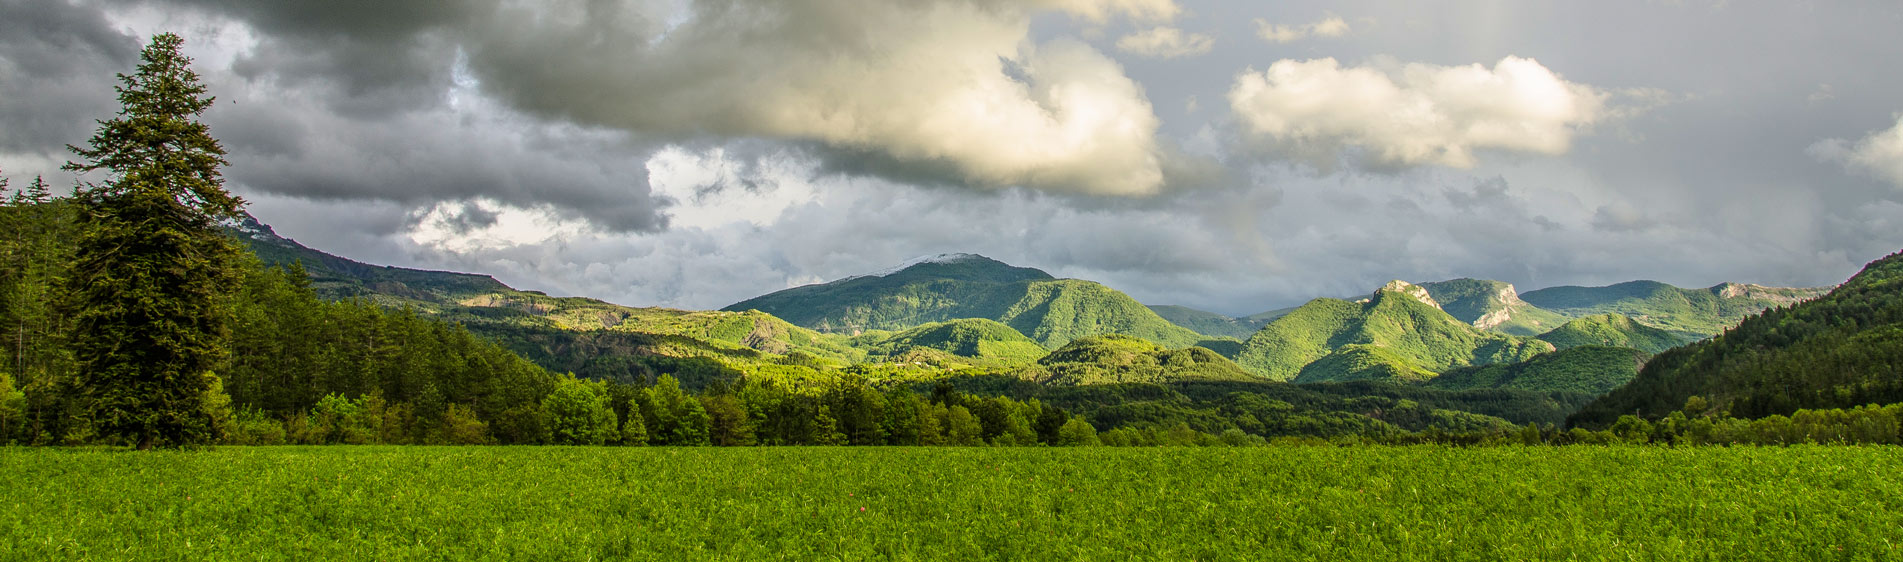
[703,393,755,446]
[24,176,51,204]
[620,398,648,446]
[62,33,244,448]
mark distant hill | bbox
[1520,280,1829,338]
[724,254,1209,349]
[1235,281,1555,382]
[850,319,1048,368]
[1147,305,1265,340]
[1572,250,1903,427]
[1030,335,1256,386]
[1419,279,1571,336]
[1535,314,1697,354]
[234,214,509,303]
[1427,346,1648,395]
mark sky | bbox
[3,0,1902,316]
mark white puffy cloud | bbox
[1810,115,1903,189]
[646,145,818,229]
[1227,56,1607,169]
[462,0,1175,196]
[1253,15,1349,44]
[1116,26,1213,58]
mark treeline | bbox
[225,373,1121,447]
[1493,400,1903,447]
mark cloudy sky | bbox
[4,0,1902,315]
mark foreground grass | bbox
[2,446,1899,561]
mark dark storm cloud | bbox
[0,0,137,154]
[142,0,493,115]
[206,95,668,232]
[0,0,669,232]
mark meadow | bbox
[2,446,1899,561]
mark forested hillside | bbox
[1427,346,1648,395]
[1536,314,1696,354]
[1027,335,1255,386]
[1572,250,1903,427]
[849,319,1049,368]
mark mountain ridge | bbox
[723,254,1209,349]
[1571,250,1903,426]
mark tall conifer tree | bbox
[63,33,243,449]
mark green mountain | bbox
[723,254,1208,349]
[1419,279,1571,336]
[1520,280,1829,338]
[1535,314,1697,354]
[1147,305,1265,340]
[850,319,1048,368]
[1235,281,1555,382]
[1029,335,1256,386]
[1427,346,1649,395]
[1572,250,1903,427]
[231,215,867,377]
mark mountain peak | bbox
[1377,280,1442,310]
[866,253,993,277]
[222,212,284,244]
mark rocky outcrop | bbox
[1471,283,1523,330]
[1380,280,1443,310]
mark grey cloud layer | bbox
[0,0,136,157]
[3,0,1902,315]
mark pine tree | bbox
[62,33,244,449]
[24,176,50,204]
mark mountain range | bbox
[234,214,1840,398]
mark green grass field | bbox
[3,446,1899,561]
